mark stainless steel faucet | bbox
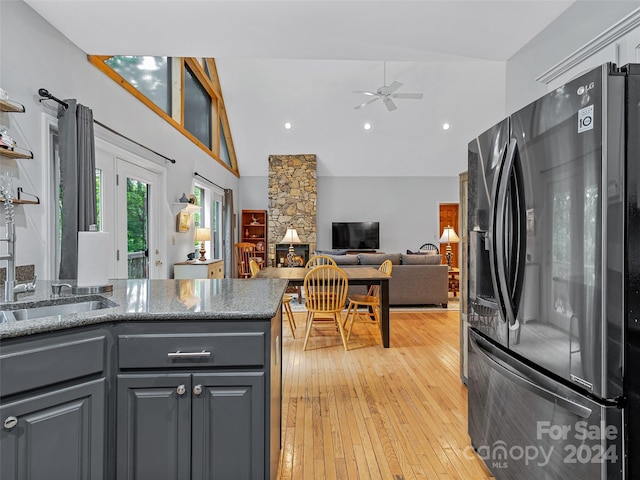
[1,185,36,302]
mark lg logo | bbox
[577,82,595,95]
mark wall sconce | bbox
[195,227,211,261]
[439,225,459,270]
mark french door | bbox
[96,148,163,279]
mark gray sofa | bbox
[319,252,449,307]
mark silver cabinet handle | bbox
[3,416,18,429]
[176,384,186,395]
[167,350,211,358]
[193,384,203,396]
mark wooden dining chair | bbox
[303,265,349,351]
[418,242,439,253]
[249,259,261,278]
[343,259,393,346]
[250,259,297,338]
[236,242,257,278]
[305,255,337,268]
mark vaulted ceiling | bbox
[25,0,578,177]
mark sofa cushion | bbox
[401,253,443,265]
[358,253,401,265]
[328,254,359,265]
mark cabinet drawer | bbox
[208,261,224,279]
[1,334,106,397]
[118,332,265,369]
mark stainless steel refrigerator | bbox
[467,62,640,480]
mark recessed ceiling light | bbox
[284,122,292,130]
[442,123,450,130]
[363,122,372,130]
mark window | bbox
[88,56,239,176]
[184,65,212,148]
[193,183,224,259]
[104,56,171,114]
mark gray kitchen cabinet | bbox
[1,379,106,480]
[0,330,108,480]
[115,320,280,479]
[116,372,264,480]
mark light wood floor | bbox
[276,309,494,480]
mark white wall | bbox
[317,176,459,253]
[0,1,240,279]
[506,1,640,113]
[239,174,460,254]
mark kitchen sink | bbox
[0,297,117,323]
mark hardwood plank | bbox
[277,310,493,479]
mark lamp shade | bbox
[195,227,211,242]
[280,227,301,244]
[439,225,460,244]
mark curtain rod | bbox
[93,120,176,164]
[194,172,225,191]
[37,87,177,165]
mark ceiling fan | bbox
[353,62,423,112]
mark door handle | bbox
[3,416,18,430]
[168,350,211,358]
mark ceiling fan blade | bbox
[383,97,397,112]
[354,97,381,109]
[386,81,403,94]
[353,90,378,96]
[391,92,424,100]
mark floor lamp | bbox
[439,225,459,270]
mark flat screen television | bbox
[331,222,380,250]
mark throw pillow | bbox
[358,253,401,265]
[329,254,359,265]
[315,249,348,255]
[401,253,443,265]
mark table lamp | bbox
[280,226,302,267]
[195,227,211,261]
[439,225,459,270]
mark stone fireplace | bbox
[267,154,317,266]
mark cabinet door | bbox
[116,374,191,480]
[0,379,105,480]
[191,372,265,480]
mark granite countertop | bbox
[0,278,289,339]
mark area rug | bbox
[288,294,460,312]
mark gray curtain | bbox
[58,100,97,279]
[223,188,235,278]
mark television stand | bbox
[345,249,383,254]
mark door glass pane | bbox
[127,178,149,279]
[104,56,171,114]
[184,65,212,148]
[95,168,103,231]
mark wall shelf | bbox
[172,203,201,215]
[0,98,25,113]
[0,198,39,205]
[0,147,33,160]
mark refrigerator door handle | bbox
[470,333,593,419]
[488,142,509,324]
[494,138,521,329]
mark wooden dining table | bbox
[256,266,391,348]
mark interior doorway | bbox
[439,203,459,268]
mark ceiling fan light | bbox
[363,122,372,130]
